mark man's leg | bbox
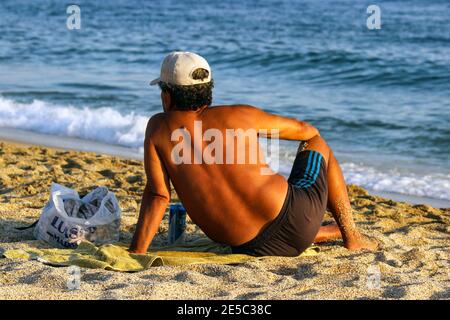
[314,223,342,243]
[302,136,378,250]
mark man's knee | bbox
[301,135,330,165]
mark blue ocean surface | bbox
[0,0,449,203]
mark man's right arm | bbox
[129,116,170,254]
[237,105,320,141]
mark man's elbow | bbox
[149,192,170,205]
[299,121,320,140]
[142,191,170,210]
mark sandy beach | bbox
[0,140,449,300]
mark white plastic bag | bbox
[34,183,121,248]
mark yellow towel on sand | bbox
[3,238,320,272]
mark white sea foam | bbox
[1,97,449,201]
[341,162,450,201]
[278,159,450,201]
[0,97,148,149]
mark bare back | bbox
[149,105,288,245]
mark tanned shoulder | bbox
[219,104,265,128]
[211,104,262,120]
[145,112,166,139]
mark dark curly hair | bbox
[158,68,214,111]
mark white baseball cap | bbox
[150,51,212,86]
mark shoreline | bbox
[0,127,143,160]
[1,127,448,208]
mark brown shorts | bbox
[231,150,328,257]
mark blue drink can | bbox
[168,203,187,245]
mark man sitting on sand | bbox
[129,52,378,256]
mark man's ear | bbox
[161,91,172,112]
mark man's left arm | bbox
[237,105,320,141]
[129,134,170,254]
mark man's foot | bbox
[344,231,379,251]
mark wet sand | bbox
[0,140,449,299]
